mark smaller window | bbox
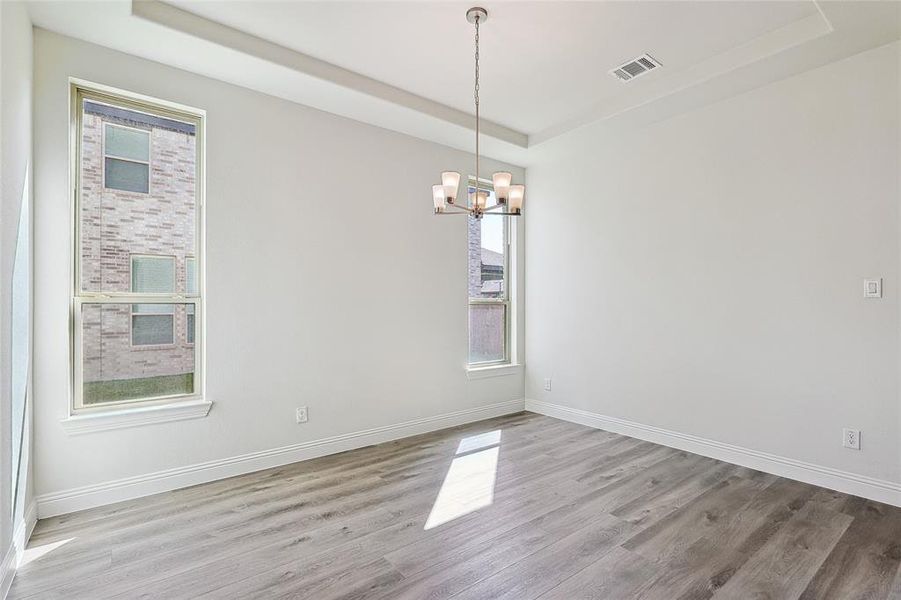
[131,255,175,346]
[467,179,511,366]
[104,123,150,193]
[132,304,175,346]
[131,255,175,293]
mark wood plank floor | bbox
[11,412,901,599]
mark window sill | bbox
[466,363,522,380]
[61,398,212,435]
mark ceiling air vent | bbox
[610,54,661,82]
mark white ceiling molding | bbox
[530,11,834,145]
[132,0,528,149]
[25,1,901,166]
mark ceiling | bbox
[164,1,818,135]
[26,1,901,165]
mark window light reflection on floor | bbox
[18,538,75,568]
[424,430,502,530]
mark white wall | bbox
[33,30,524,513]
[1,0,33,588]
[525,42,901,495]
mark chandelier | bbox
[431,7,524,220]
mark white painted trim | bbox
[131,0,528,148]
[13,501,38,564]
[529,11,834,144]
[466,364,522,380]
[0,502,39,600]
[0,543,14,600]
[525,399,901,507]
[38,399,525,518]
[61,399,213,435]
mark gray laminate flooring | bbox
[10,412,901,599]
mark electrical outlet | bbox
[544,378,552,391]
[843,428,860,450]
[296,407,308,424]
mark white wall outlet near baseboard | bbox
[544,378,552,391]
[843,428,860,450]
[296,407,308,424]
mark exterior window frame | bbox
[70,81,205,415]
[185,257,197,347]
[102,122,151,194]
[467,177,512,368]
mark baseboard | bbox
[37,399,525,518]
[526,399,901,507]
[0,542,14,600]
[0,501,38,599]
[14,502,38,560]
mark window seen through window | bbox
[104,122,150,193]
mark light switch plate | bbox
[864,278,882,298]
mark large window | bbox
[73,83,203,410]
[468,179,510,365]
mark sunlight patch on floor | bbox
[18,538,75,568]
[456,429,502,454]
[425,430,501,530]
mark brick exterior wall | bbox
[80,111,197,383]
[468,217,483,298]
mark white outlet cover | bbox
[296,407,308,423]
[544,378,552,391]
[842,428,860,450]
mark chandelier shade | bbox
[432,185,447,212]
[441,171,461,202]
[492,172,512,202]
[431,8,524,219]
[508,185,525,212]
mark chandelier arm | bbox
[441,204,473,214]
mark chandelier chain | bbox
[474,14,480,212]
[474,16,480,109]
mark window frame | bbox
[185,257,197,347]
[185,304,196,347]
[102,122,151,194]
[70,81,205,415]
[129,254,177,348]
[467,177,512,368]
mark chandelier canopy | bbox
[431,7,524,220]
